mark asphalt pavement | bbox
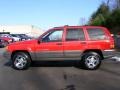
[0,48,120,90]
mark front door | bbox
[36,29,64,60]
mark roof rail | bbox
[64,25,69,27]
[53,25,69,28]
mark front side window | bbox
[87,28,106,40]
[42,30,63,42]
[66,28,85,41]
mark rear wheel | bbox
[81,52,102,70]
[12,52,31,70]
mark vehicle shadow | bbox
[4,60,12,67]
[4,60,84,69]
[32,60,79,67]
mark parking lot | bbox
[0,48,120,90]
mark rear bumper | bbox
[102,49,117,59]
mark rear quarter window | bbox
[87,28,106,40]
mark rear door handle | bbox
[81,42,86,44]
[56,43,62,45]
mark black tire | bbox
[12,52,31,70]
[81,52,102,70]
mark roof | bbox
[52,25,106,29]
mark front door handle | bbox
[56,43,62,45]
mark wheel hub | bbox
[85,55,99,69]
[14,55,27,69]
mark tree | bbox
[89,3,110,26]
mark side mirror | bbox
[38,39,41,44]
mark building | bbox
[0,25,44,38]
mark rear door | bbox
[63,27,86,58]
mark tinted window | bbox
[66,28,85,41]
[42,30,63,42]
[87,28,106,40]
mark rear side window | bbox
[66,28,85,41]
[87,28,106,40]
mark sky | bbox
[0,0,103,30]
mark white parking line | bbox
[111,56,120,62]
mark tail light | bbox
[110,44,115,49]
[110,38,115,49]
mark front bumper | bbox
[3,50,11,60]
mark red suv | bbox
[4,26,115,70]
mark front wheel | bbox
[12,52,31,70]
[81,52,102,70]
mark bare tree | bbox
[116,0,120,8]
[105,0,120,9]
[107,0,110,6]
